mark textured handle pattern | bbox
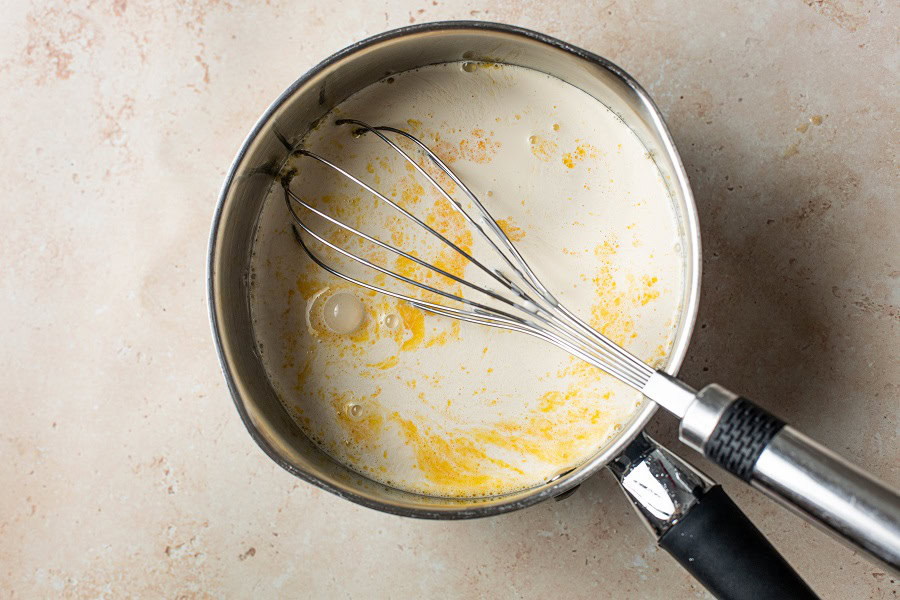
[705,398,784,480]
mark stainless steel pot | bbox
[208,20,703,518]
[208,22,819,599]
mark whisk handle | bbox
[679,384,900,574]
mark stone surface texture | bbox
[1,0,897,598]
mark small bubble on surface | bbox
[323,292,365,334]
[383,313,400,330]
[345,403,364,420]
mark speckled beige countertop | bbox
[2,1,897,598]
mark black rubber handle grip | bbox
[659,485,818,600]
[705,397,785,481]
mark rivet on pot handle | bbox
[674,381,900,574]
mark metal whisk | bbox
[283,119,677,403]
[280,119,900,570]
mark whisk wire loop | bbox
[283,120,655,390]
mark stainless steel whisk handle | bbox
[668,379,900,574]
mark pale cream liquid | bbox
[250,62,685,497]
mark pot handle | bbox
[658,485,817,600]
[610,433,818,600]
[677,383,900,573]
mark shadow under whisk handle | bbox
[679,384,900,574]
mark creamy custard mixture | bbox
[250,62,685,497]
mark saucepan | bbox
[208,21,896,599]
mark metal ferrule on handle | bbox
[609,432,711,537]
[651,377,900,573]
